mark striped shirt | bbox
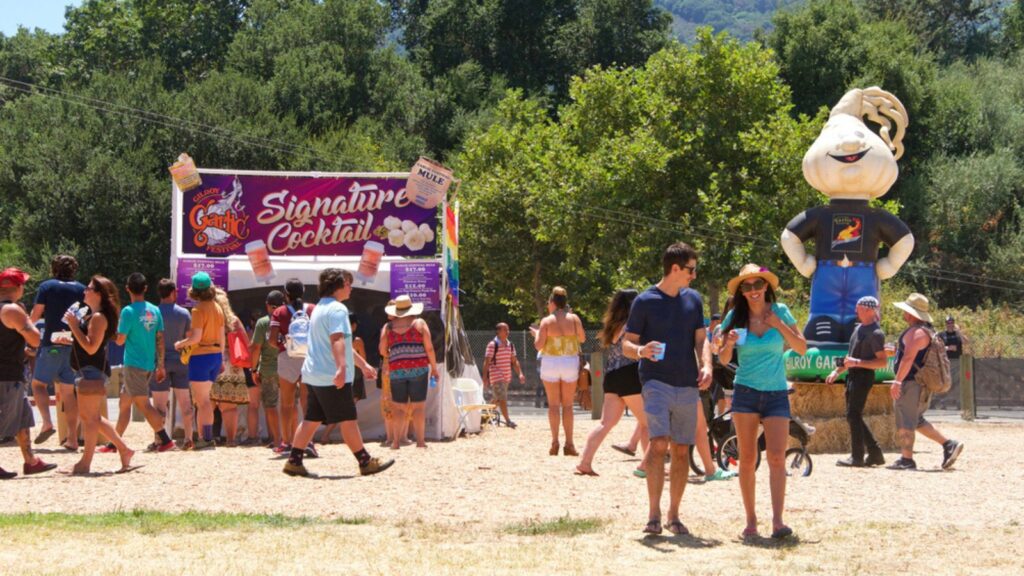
[485,338,515,384]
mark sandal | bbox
[771,526,793,539]
[612,443,636,457]
[632,468,647,479]
[34,427,56,445]
[741,527,759,540]
[574,465,598,476]
[549,442,559,456]
[643,519,663,535]
[664,519,689,536]
[563,444,578,457]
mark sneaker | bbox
[705,468,737,481]
[97,443,118,454]
[155,440,176,453]
[0,466,16,480]
[274,443,291,455]
[507,421,518,429]
[941,440,964,470]
[23,458,57,475]
[359,457,395,476]
[836,457,866,468]
[193,439,216,450]
[304,444,319,459]
[886,457,917,470]
[283,461,309,477]
[865,450,886,467]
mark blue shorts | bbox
[151,361,190,392]
[33,345,76,386]
[731,384,791,419]
[641,380,699,445]
[188,352,223,383]
[809,261,878,326]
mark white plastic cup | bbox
[734,328,748,346]
[652,342,666,361]
[246,240,275,283]
[356,241,385,284]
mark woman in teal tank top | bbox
[718,264,807,541]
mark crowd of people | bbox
[1,245,967,539]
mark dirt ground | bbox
[2,414,1022,575]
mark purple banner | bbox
[176,258,229,307]
[180,174,437,257]
[390,261,441,311]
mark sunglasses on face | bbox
[740,278,767,293]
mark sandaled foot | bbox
[771,525,793,539]
[664,519,689,536]
[632,468,647,479]
[612,443,636,457]
[34,427,56,445]
[643,519,662,535]
[549,442,559,456]
[741,527,759,540]
[574,465,598,476]
[563,444,578,457]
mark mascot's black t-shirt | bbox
[786,199,911,263]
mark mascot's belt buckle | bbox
[839,255,852,268]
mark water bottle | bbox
[64,302,80,326]
[429,375,437,389]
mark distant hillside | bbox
[654,0,805,42]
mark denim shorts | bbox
[731,384,791,419]
[33,345,76,386]
[75,366,108,397]
[188,352,223,383]
[391,373,429,403]
[151,361,190,392]
[641,379,699,445]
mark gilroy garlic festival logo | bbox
[188,176,250,254]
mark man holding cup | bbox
[826,296,887,467]
[623,242,713,536]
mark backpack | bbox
[916,328,952,395]
[490,337,516,363]
[285,304,311,358]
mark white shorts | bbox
[277,351,304,383]
[540,355,579,383]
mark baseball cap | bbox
[191,271,212,290]
[856,296,880,309]
[0,267,31,288]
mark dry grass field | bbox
[1,414,1022,575]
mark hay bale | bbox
[790,381,893,419]
[802,415,897,454]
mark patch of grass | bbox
[505,515,606,537]
[0,510,367,534]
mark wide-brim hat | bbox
[893,292,933,324]
[727,264,780,295]
[385,294,423,318]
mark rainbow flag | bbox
[445,202,459,307]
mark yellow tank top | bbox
[542,334,580,357]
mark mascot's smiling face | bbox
[802,113,899,200]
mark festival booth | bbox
[169,162,468,440]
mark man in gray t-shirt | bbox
[826,296,888,467]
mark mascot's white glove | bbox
[876,234,915,280]
[781,229,817,278]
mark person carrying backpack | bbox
[268,279,316,455]
[482,322,525,429]
[888,293,964,471]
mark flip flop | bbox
[34,428,56,445]
[771,526,793,539]
[115,465,144,475]
[632,468,647,479]
[643,519,662,535]
[741,527,759,540]
[664,520,689,536]
[612,443,636,457]
[574,466,599,476]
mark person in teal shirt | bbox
[113,273,174,452]
[718,264,807,542]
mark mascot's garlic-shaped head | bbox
[802,87,908,200]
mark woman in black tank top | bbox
[64,276,135,474]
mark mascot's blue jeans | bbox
[809,260,879,338]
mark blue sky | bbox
[1,1,83,36]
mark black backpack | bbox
[490,337,516,363]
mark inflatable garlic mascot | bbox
[781,87,914,356]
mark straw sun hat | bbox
[726,263,780,295]
[385,294,423,318]
[892,292,934,324]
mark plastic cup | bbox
[652,342,666,361]
[734,328,748,346]
[245,240,275,283]
[356,241,385,284]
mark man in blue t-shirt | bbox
[28,255,85,447]
[114,273,174,452]
[623,242,713,536]
[283,268,392,478]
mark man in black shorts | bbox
[283,268,393,477]
[1,268,57,478]
[826,296,887,467]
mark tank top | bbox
[895,325,928,382]
[0,300,26,381]
[604,333,637,373]
[387,323,429,377]
[70,310,109,374]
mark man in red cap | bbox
[0,268,57,478]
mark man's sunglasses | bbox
[740,278,767,293]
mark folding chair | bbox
[452,378,498,436]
